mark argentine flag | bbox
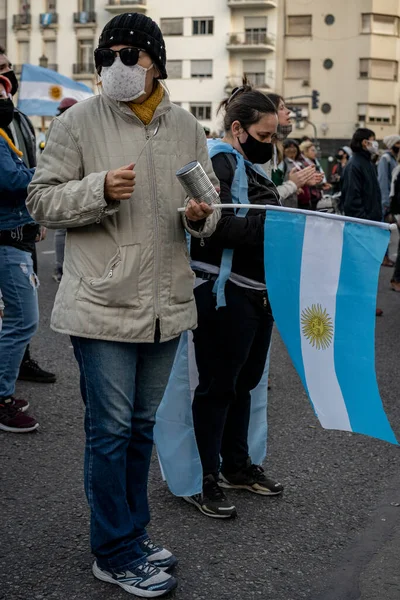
[18,64,93,117]
[264,210,398,445]
[154,281,271,497]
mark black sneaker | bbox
[220,460,284,496]
[139,537,178,572]
[18,359,56,384]
[92,560,177,597]
[183,474,237,519]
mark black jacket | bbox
[5,108,37,169]
[190,152,280,284]
[341,151,382,222]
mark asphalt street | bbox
[2,231,400,600]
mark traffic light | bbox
[312,90,320,110]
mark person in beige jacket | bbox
[27,13,219,598]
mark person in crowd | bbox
[330,146,352,193]
[276,138,323,208]
[265,93,316,206]
[0,75,39,433]
[341,128,384,316]
[378,134,400,267]
[185,83,284,520]
[27,12,218,598]
[0,45,56,384]
[389,156,400,292]
[299,140,330,210]
[52,98,78,283]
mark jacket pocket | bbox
[77,244,141,308]
[170,241,195,305]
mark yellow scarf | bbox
[0,128,23,157]
[127,83,164,126]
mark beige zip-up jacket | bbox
[27,91,220,342]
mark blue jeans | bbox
[0,246,39,399]
[71,333,179,572]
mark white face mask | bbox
[101,56,153,102]
[366,140,379,155]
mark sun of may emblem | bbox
[301,304,334,350]
[49,85,62,101]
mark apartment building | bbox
[280,0,400,150]
[5,0,279,132]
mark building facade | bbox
[280,0,400,149]
[5,0,279,133]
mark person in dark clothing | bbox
[185,84,284,520]
[0,45,56,383]
[330,146,352,194]
[389,161,400,292]
[342,128,384,316]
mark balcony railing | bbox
[105,0,147,12]
[73,63,95,75]
[227,30,276,50]
[228,0,277,7]
[225,75,271,93]
[13,14,31,29]
[39,13,58,27]
[74,11,97,25]
[47,63,58,71]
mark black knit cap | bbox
[98,13,167,79]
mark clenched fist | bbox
[105,163,136,202]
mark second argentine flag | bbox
[264,211,397,445]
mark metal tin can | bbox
[176,161,219,205]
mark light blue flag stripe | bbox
[20,64,93,92]
[264,212,309,394]
[17,99,65,116]
[335,222,397,444]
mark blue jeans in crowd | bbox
[0,245,39,399]
[71,333,179,572]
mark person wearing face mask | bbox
[185,84,284,520]
[0,44,56,385]
[261,94,316,207]
[27,12,218,598]
[330,146,352,194]
[342,129,383,316]
[377,134,400,268]
[0,75,40,433]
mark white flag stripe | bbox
[19,81,93,102]
[300,217,351,431]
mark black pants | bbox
[393,236,400,282]
[192,280,274,478]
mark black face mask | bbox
[2,70,19,96]
[0,99,15,129]
[392,146,400,155]
[239,129,274,164]
[336,154,344,161]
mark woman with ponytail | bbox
[185,83,284,519]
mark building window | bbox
[358,103,396,125]
[18,40,30,65]
[45,0,57,11]
[286,15,312,36]
[78,0,95,10]
[243,59,265,87]
[285,59,311,80]
[44,40,57,64]
[78,39,94,68]
[359,58,398,81]
[190,103,212,120]
[167,60,183,79]
[192,18,213,35]
[361,13,399,36]
[160,18,183,36]
[191,60,213,78]
[244,17,267,45]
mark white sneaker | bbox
[93,560,177,597]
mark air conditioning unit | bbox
[302,79,310,87]
[296,120,306,130]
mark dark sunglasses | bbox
[94,47,144,69]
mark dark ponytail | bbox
[218,78,277,132]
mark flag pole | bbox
[178,204,397,231]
